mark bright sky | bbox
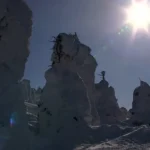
[124,0,150,36]
[24,0,150,109]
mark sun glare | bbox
[125,0,150,35]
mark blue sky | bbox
[24,0,150,109]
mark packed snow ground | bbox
[75,125,150,150]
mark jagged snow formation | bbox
[52,33,100,125]
[0,0,32,150]
[95,72,126,124]
[130,80,150,124]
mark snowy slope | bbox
[75,125,150,150]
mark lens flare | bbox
[10,112,18,127]
[124,0,150,36]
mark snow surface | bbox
[75,125,150,150]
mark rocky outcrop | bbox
[95,71,126,124]
[0,0,32,150]
[130,80,150,125]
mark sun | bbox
[124,0,150,35]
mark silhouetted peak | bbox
[140,80,149,87]
[133,80,150,93]
[96,71,109,89]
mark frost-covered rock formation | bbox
[37,33,100,150]
[130,80,150,125]
[95,71,126,124]
[0,0,32,149]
